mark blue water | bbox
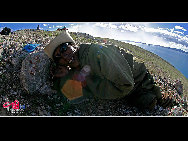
[122,41,188,79]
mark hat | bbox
[43,30,75,59]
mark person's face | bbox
[58,46,80,68]
[62,47,74,63]
[69,54,80,68]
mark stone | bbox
[174,81,183,95]
[11,57,20,67]
[0,48,3,58]
[38,82,57,95]
[0,27,11,35]
[20,51,52,94]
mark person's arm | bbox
[79,44,135,99]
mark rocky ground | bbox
[0,30,188,116]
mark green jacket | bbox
[78,43,135,99]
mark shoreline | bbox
[120,40,188,55]
[120,40,188,79]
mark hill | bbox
[0,29,187,116]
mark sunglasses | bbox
[60,43,69,52]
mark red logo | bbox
[3,100,19,109]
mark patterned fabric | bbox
[61,80,83,100]
[20,51,51,93]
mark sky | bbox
[1,22,188,52]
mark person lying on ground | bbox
[44,31,177,110]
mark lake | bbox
[122,41,188,79]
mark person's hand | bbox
[72,73,87,87]
[72,73,85,82]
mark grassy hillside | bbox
[1,29,188,116]
[13,30,187,97]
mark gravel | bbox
[0,30,188,116]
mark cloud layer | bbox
[68,22,188,53]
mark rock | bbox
[174,81,183,95]
[31,112,36,116]
[5,64,10,69]
[11,58,20,67]
[39,83,57,95]
[12,91,17,95]
[0,48,3,58]
[20,51,52,94]
[0,107,8,116]
[38,109,44,116]
[0,27,11,35]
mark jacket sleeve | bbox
[80,44,135,99]
[89,44,134,86]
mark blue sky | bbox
[0,23,71,31]
[1,22,188,52]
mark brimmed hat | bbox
[44,30,75,59]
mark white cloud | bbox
[175,25,187,31]
[95,23,109,28]
[68,22,188,52]
[0,27,4,31]
[119,24,139,32]
[125,22,150,27]
[95,23,119,29]
[56,25,63,28]
[69,24,83,31]
[108,23,118,29]
[170,28,174,32]
[174,30,184,34]
[43,24,48,26]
